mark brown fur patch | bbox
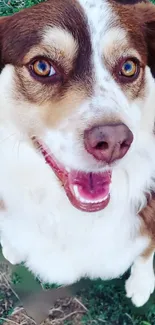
[140,193,155,239]
[142,243,155,259]
[139,193,155,258]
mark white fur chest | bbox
[0,195,149,285]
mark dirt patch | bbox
[0,260,87,325]
[2,297,86,325]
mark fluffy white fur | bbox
[0,0,155,307]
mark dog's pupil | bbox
[38,61,48,73]
[124,63,132,72]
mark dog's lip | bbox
[32,137,112,212]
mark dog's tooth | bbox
[73,185,80,199]
[102,194,109,201]
[72,185,109,204]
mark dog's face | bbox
[0,0,155,213]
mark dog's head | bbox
[0,0,155,213]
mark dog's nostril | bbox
[120,140,130,149]
[95,141,109,150]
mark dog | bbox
[0,0,155,308]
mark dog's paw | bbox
[1,239,23,265]
[125,262,155,307]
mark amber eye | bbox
[30,59,56,77]
[29,58,57,78]
[120,60,137,77]
[115,57,140,83]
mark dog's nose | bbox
[84,123,133,163]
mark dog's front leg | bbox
[0,202,25,265]
[1,234,25,265]
[125,192,155,307]
[125,250,155,307]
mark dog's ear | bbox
[0,16,9,73]
[0,15,12,73]
[146,7,155,78]
[114,0,147,4]
[138,2,155,77]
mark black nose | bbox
[84,123,133,163]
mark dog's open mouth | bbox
[33,138,112,212]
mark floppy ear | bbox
[114,0,147,4]
[0,16,9,73]
[145,9,155,78]
[138,2,155,77]
[0,15,15,73]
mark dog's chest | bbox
[1,201,148,285]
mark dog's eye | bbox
[30,59,56,77]
[116,58,140,83]
[27,57,62,83]
[121,60,137,77]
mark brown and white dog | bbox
[0,0,155,307]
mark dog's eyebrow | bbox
[102,27,142,62]
[23,27,78,68]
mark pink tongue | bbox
[69,171,111,201]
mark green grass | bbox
[1,0,155,324]
[0,0,45,16]
[78,277,155,325]
[0,0,155,16]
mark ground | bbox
[1,0,155,324]
[1,262,155,325]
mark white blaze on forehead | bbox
[79,0,115,37]
[78,0,118,88]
